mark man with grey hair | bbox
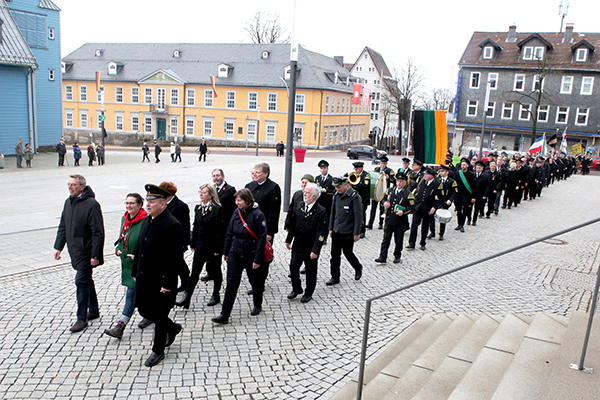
[53,174,105,333]
[285,183,328,303]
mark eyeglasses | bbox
[124,202,138,205]
[67,183,82,187]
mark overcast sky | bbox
[57,0,596,93]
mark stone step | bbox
[490,313,568,400]
[447,313,531,400]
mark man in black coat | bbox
[454,158,476,232]
[199,139,208,162]
[132,184,183,367]
[429,165,457,240]
[154,141,162,163]
[472,160,489,226]
[284,174,314,231]
[53,174,105,333]
[368,156,395,229]
[285,183,328,303]
[350,161,371,238]
[485,160,503,217]
[246,163,281,243]
[315,159,335,220]
[407,167,440,251]
[375,172,414,264]
[56,138,67,166]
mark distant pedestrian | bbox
[154,141,162,163]
[199,139,208,162]
[175,143,182,162]
[141,142,150,162]
[87,144,95,166]
[96,143,105,165]
[15,139,24,168]
[53,174,105,333]
[170,142,176,162]
[73,142,82,166]
[276,141,284,157]
[56,138,67,166]
[24,143,33,168]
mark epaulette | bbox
[452,181,458,187]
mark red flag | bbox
[352,84,362,105]
[210,75,218,98]
[96,71,101,92]
[362,86,371,106]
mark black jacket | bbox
[434,178,457,209]
[246,178,281,236]
[455,169,476,205]
[384,187,413,227]
[191,202,225,257]
[284,189,304,230]
[411,178,441,213]
[330,186,363,235]
[285,201,328,256]
[167,195,191,248]
[217,182,237,225]
[54,186,105,270]
[56,142,66,155]
[315,173,335,215]
[473,172,489,199]
[224,204,267,264]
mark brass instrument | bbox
[348,171,360,185]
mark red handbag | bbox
[238,209,274,262]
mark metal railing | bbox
[356,217,600,400]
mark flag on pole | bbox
[529,133,545,154]
[96,71,101,92]
[210,75,218,98]
[279,76,290,99]
[362,86,371,106]
[560,127,568,153]
[352,84,362,105]
[412,110,448,164]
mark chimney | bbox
[334,56,344,66]
[563,23,574,43]
[0,19,4,44]
[506,25,517,42]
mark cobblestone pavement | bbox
[1,149,599,399]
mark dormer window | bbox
[173,50,181,58]
[478,38,502,60]
[262,50,270,59]
[217,63,232,78]
[483,46,493,59]
[576,48,588,62]
[61,62,73,74]
[108,62,118,75]
[523,46,544,60]
[284,66,291,80]
[95,49,103,57]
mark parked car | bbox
[347,145,387,160]
[579,155,600,171]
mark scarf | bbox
[116,209,148,251]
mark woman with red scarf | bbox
[104,193,148,339]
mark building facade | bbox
[61,43,370,148]
[455,25,600,154]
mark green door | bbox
[157,119,166,140]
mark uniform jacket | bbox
[285,201,328,256]
[434,177,457,209]
[167,195,191,248]
[411,178,441,213]
[454,169,476,205]
[191,201,225,257]
[284,189,304,230]
[246,178,281,236]
[504,169,520,191]
[408,169,424,191]
[217,182,237,225]
[315,173,335,214]
[223,203,267,265]
[54,186,105,270]
[473,171,489,199]
[329,186,363,235]
[374,166,396,189]
[352,171,371,206]
[384,187,413,227]
[487,169,503,193]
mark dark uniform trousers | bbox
[380,224,406,260]
[408,209,432,247]
[290,254,318,296]
[472,198,486,224]
[456,202,472,226]
[189,252,222,298]
[429,213,447,237]
[137,290,177,354]
[221,253,265,318]
[330,232,362,280]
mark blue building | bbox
[0,0,61,155]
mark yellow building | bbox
[61,43,370,147]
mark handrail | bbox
[356,216,600,400]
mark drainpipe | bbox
[31,68,39,149]
[27,67,35,149]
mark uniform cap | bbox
[402,157,411,164]
[440,164,453,171]
[424,167,436,175]
[352,161,365,168]
[318,159,329,167]
[379,155,389,163]
[145,184,171,200]
[413,159,424,166]
[332,176,348,187]
[301,174,315,182]
[396,172,408,180]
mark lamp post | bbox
[478,80,492,159]
[283,0,298,213]
[256,105,260,156]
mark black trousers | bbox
[472,198,486,224]
[142,153,150,162]
[408,209,432,246]
[456,202,472,227]
[187,252,222,299]
[58,154,65,166]
[429,220,446,237]
[361,202,368,234]
[379,223,406,259]
[289,252,318,296]
[368,199,384,227]
[178,257,189,289]
[329,232,362,280]
[220,252,265,318]
[199,152,207,162]
[75,267,99,321]
[138,291,177,354]
[487,192,498,216]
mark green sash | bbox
[458,170,472,194]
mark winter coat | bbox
[115,209,147,289]
[73,145,82,160]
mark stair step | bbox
[485,313,531,354]
[359,313,457,400]
[490,313,568,400]
[542,311,600,400]
[447,314,502,363]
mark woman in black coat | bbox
[176,184,224,309]
[211,188,267,324]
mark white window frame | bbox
[203,118,213,137]
[466,100,478,117]
[144,87,152,104]
[131,87,139,104]
[265,124,276,143]
[185,117,195,135]
[488,73,498,90]
[131,114,140,132]
[97,86,104,102]
[144,116,153,133]
[115,86,123,103]
[170,88,179,106]
[483,46,493,59]
[225,120,235,139]
[65,110,73,127]
[501,103,513,119]
[560,76,573,94]
[581,77,594,95]
[170,116,178,134]
[96,112,102,129]
[470,72,481,89]
[532,75,543,91]
[514,74,525,91]
[518,104,530,121]
[296,94,306,113]
[248,92,257,110]
[80,111,88,128]
[575,108,589,126]
[226,91,236,109]
[556,106,569,124]
[576,48,588,62]
[115,113,124,131]
[65,85,73,101]
[485,101,495,118]
[204,90,213,107]
[534,46,544,60]
[48,27,55,40]
[337,96,341,113]
[325,95,330,114]
[537,105,549,123]
[267,93,277,111]
[523,46,533,60]
[246,121,257,141]
[156,88,166,110]
[79,85,87,101]
[187,89,195,106]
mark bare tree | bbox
[243,12,290,44]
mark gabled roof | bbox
[517,33,554,50]
[0,0,37,67]
[351,46,392,78]
[572,39,595,52]
[62,43,356,93]
[459,30,600,71]
[478,38,502,51]
[38,0,61,11]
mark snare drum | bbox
[434,209,452,224]
[368,172,387,202]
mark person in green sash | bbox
[454,158,476,233]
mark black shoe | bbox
[175,292,191,309]
[207,295,220,307]
[144,352,165,367]
[250,306,262,316]
[374,257,386,263]
[200,274,213,282]
[87,311,100,321]
[378,225,383,230]
[247,289,253,295]
[300,267,306,274]
[359,233,365,239]
[366,225,373,230]
[466,220,471,225]
[70,320,88,333]
[494,211,498,215]
[211,315,229,324]
[355,267,363,281]
[165,323,182,347]
[472,222,477,226]
[104,321,126,339]
[501,205,506,209]
[406,244,415,250]
[438,235,444,241]
[508,206,511,209]
[138,318,153,329]
[454,226,461,231]
[300,295,312,303]
[393,257,401,263]
[459,226,465,233]
[514,204,518,207]
[176,285,186,293]
[486,215,491,219]
[427,233,435,239]
[420,245,426,251]
[287,290,302,299]
[326,278,339,286]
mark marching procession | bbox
[53,149,578,367]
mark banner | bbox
[352,84,362,105]
[362,86,371,106]
[210,75,218,98]
[96,71,101,92]
[412,110,448,164]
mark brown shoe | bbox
[70,320,88,333]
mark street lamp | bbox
[478,79,492,159]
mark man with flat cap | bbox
[397,158,411,176]
[408,159,424,191]
[471,160,489,226]
[429,164,457,240]
[315,159,335,219]
[375,172,413,264]
[132,184,184,367]
[327,176,364,285]
[369,155,395,230]
[407,167,440,251]
[350,161,370,238]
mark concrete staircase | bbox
[330,312,600,400]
